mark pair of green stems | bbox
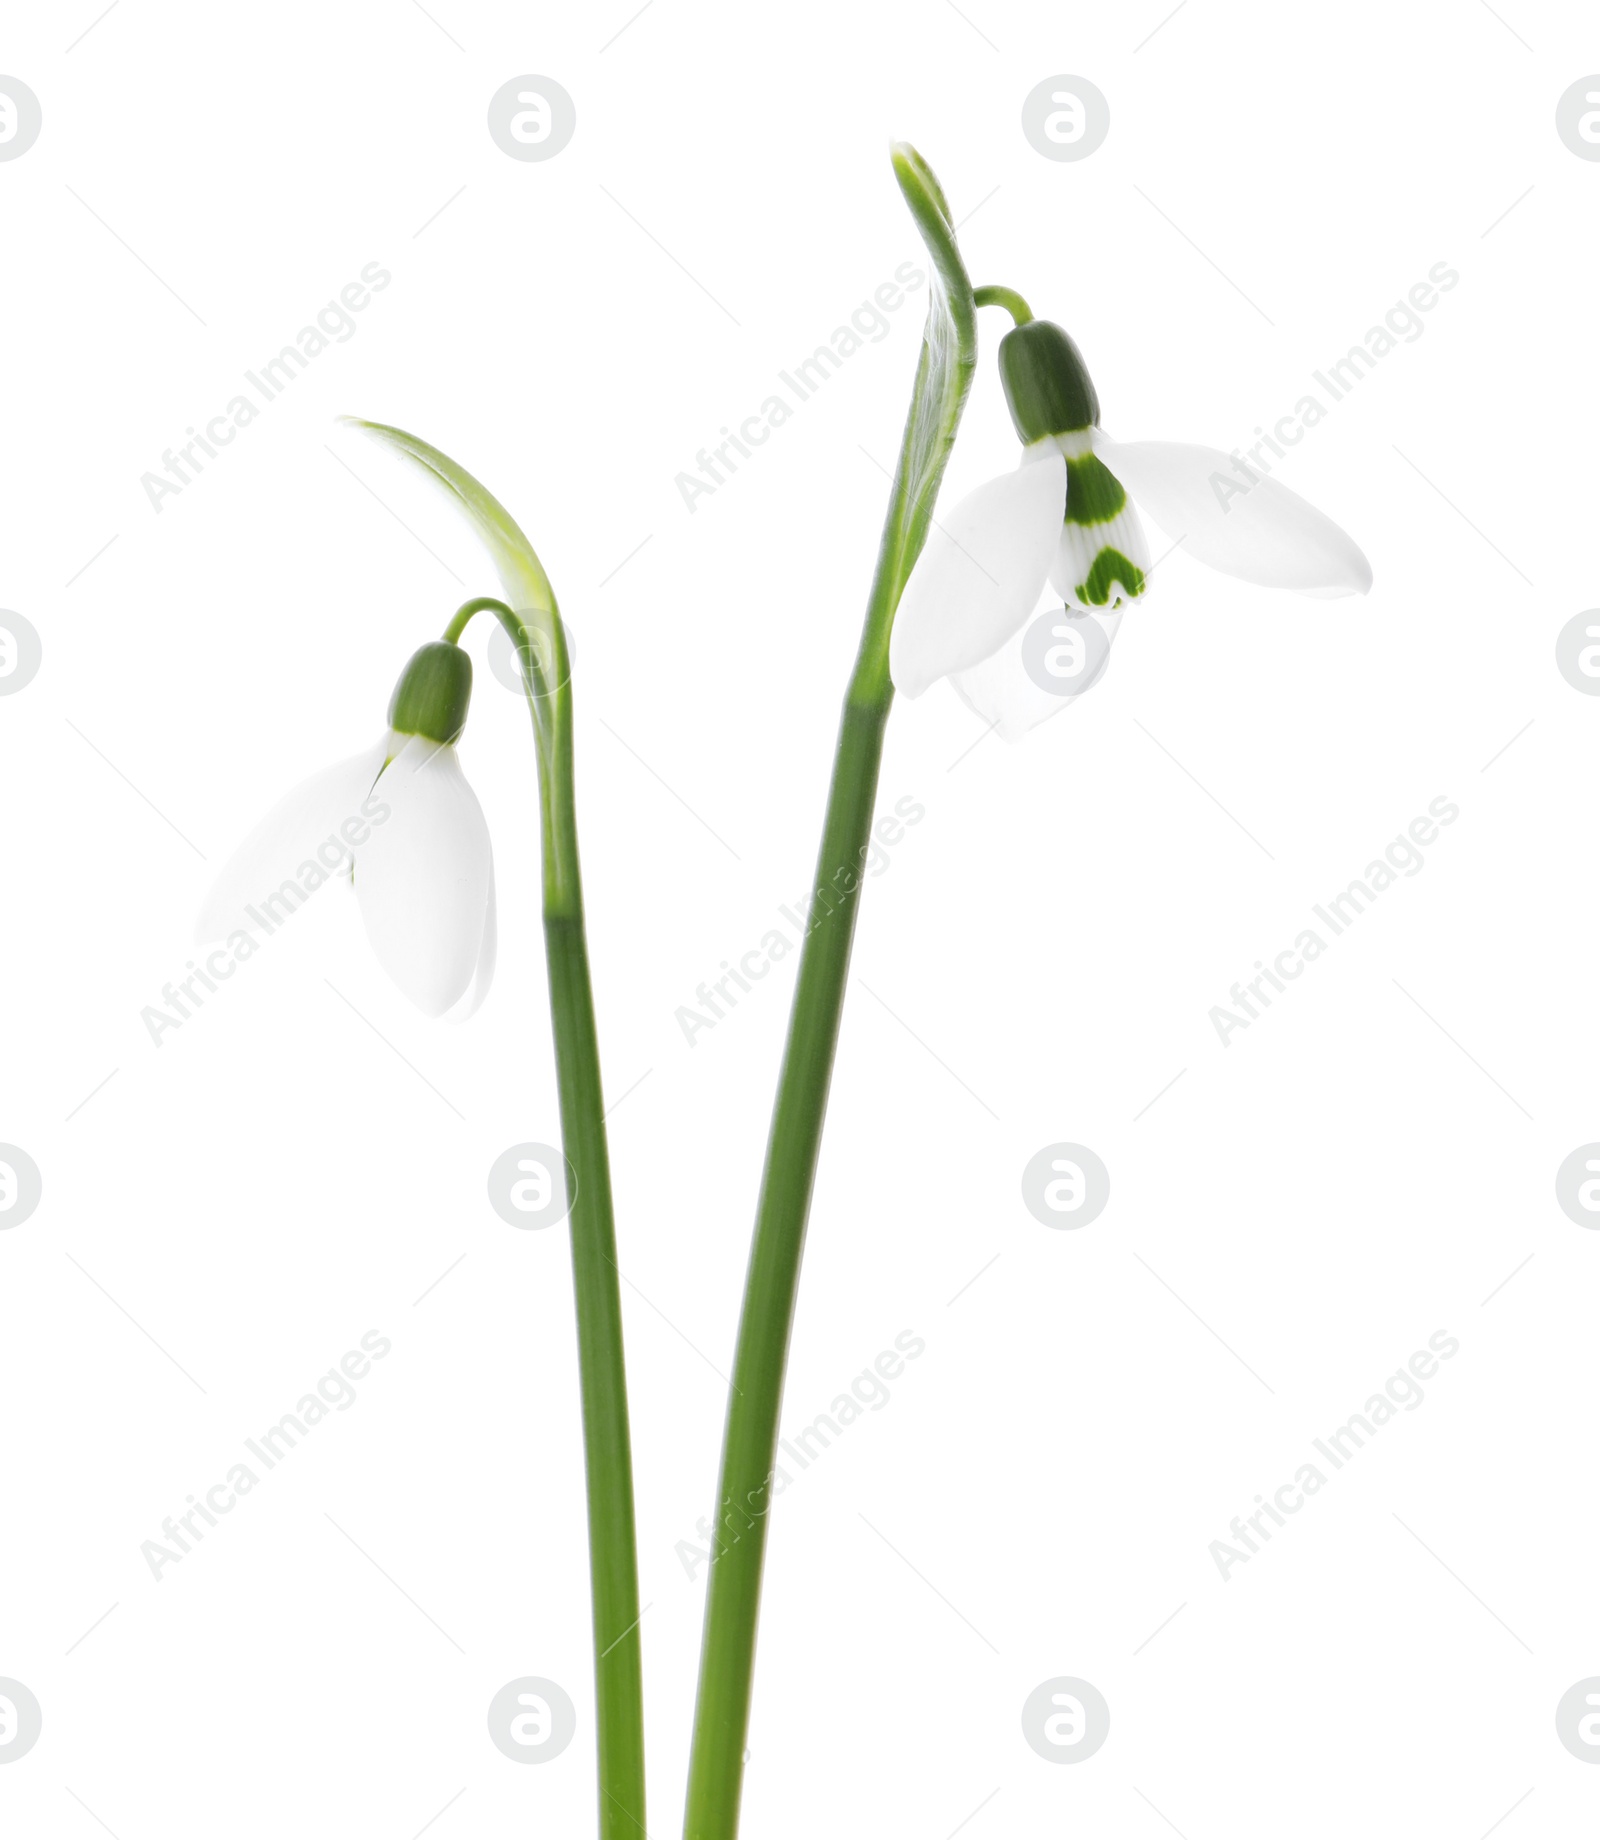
[479,522,898,1840]
[412,143,984,1840]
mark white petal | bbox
[443,855,497,1022]
[356,738,494,1018]
[889,451,1066,698]
[951,607,1123,743]
[1052,459,1152,611]
[1093,431,1372,597]
[195,740,389,943]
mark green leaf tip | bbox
[889,141,955,232]
[870,144,978,642]
[340,416,558,620]
[340,416,568,755]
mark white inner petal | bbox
[1052,494,1152,612]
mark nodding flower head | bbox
[196,636,496,1019]
[890,305,1372,741]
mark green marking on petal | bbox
[1064,453,1127,526]
[1075,547,1147,606]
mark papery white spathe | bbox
[891,426,1372,742]
[195,731,495,1020]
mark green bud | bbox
[387,640,472,745]
[998,320,1099,443]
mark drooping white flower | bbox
[195,640,496,1019]
[890,317,1372,740]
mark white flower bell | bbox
[890,317,1372,740]
[196,640,496,1019]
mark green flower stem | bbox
[353,414,637,1823]
[682,141,976,1840]
[681,673,891,1840]
[973,282,1033,325]
[441,595,507,644]
[445,589,644,1838]
[542,910,645,1840]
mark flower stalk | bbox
[542,852,645,1840]
[972,281,1032,325]
[681,143,977,1840]
[445,592,643,1835]
[348,427,646,1839]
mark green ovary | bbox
[1064,454,1127,526]
[1076,547,1146,606]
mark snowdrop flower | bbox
[196,637,496,1019]
[889,305,1372,740]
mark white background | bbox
[2,1,1596,1833]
